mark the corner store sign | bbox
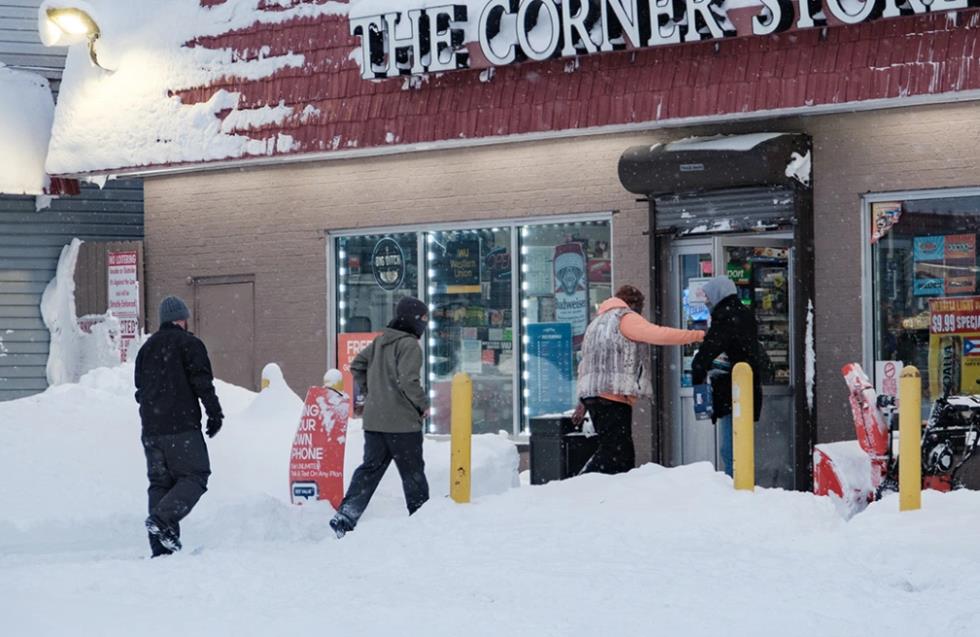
[350,0,971,79]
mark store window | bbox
[870,193,980,410]
[331,217,612,437]
[427,228,515,435]
[520,221,612,429]
[336,233,420,335]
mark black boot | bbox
[329,513,354,539]
[146,515,182,553]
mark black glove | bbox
[206,414,223,438]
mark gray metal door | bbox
[194,277,256,391]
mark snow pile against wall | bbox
[0,64,55,195]
[44,0,349,175]
[41,239,128,385]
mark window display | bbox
[427,228,514,435]
[520,221,612,429]
[332,217,612,436]
[871,194,980,411]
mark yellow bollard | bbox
[899,366,922,512]
[450,372,472,504]
[732,362,755,491]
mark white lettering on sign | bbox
[107,251,140,363]
[351,0,961,80]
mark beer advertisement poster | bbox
[928,296,980,398]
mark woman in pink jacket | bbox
[575,285,704,474]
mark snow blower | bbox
[814,363,980,509]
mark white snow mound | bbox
[2,364,979,636]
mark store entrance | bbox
[666,234,796,489]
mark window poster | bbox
[524,246,553,295]
[446,238,481,294]
[944,234,976,295]
[913,236,945,296]
[372,237,406,291]
[928,296,980,399]
[526,322,574,417]
[553,242,589,346]
[870,202,903,244]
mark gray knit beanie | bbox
[159,295,190,325]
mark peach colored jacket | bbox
[590,297,705,406]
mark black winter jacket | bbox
[134,323,223,437]
[691,295,764,423]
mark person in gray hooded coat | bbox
[691,276,766,477]
[329,296,430,538]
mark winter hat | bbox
[159,295,190,325]
[702,276,738,308]
[388,296,429,338]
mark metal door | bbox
[194,276,256,390]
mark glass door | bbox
[667,234,796,487]
[668,240,715,467]
[718,235,795,489]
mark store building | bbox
[44,1,980,488]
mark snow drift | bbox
[2,364,979,636]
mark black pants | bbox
[142,430,211,556]
[337,431,429,528]
[581,397,635,475]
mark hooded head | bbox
[159,295,190,326]
[388,296,428,338]
[701,276,738,309]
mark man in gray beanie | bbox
[134,295,223,556]
[691,276,767,477]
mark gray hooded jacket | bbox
[351,327,429,433]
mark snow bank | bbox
[41,239,128,385]
[0,361,518,545]
[0,64,54,195]
[45,0,349,175]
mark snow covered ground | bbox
[1,365,979,636]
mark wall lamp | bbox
[40,6,112,72]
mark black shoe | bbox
[329,514,353,539]
[146,516,182,553]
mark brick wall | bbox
[145,99,980,465]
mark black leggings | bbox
[581,397,635,475]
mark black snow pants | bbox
[337,431,429,528]
[581,397,635,475]
[142,430,211,556]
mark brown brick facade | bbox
[144,99,980,464]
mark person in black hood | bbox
[134,295,223,557]
[329,296,430,538]
[691,276,765,477]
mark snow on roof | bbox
[45,0,350,176]
[0,64,55,196]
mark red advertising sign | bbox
[944,234,976,295]
[289,386,350,508]
[107,250,139,362]
[337,332,381,413]
[930,297,980,335]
